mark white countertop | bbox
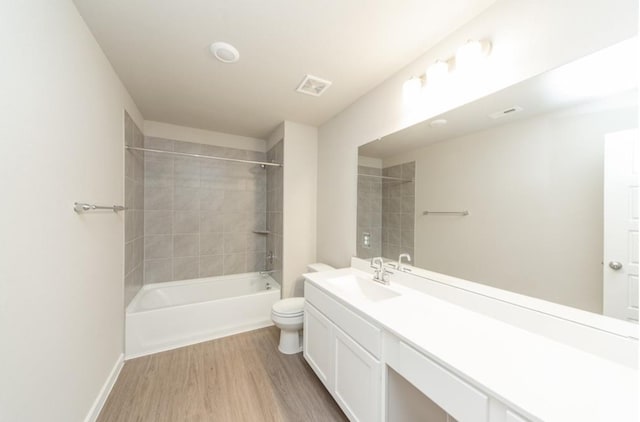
[304,267,638,422]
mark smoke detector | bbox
[296,75,332,96]
[209,42,240,63]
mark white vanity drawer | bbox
[305,282,382,358]
[391,340,489,422]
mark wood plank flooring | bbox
[98,326,348,422]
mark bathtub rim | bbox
[127,271,281,315]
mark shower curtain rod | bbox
[357,173,413,183]
[125,146,283,167]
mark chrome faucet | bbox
[398,253,412,272]
[370,257,392,285]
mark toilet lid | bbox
[272,297,305,315]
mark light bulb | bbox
[426,60,449,85]
[402,76,422,105]
[456,40,484,70]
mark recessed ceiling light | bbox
[296,75,332,96]
[209,42,240,63]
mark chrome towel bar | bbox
[74,202,126,213]
[422,210,469,216]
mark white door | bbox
[603,129,639,322]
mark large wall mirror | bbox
[356,37,638,325]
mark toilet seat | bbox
[272,310,303,319]
[272,297,305,316]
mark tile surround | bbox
[143,136,269,283]
[382,162,415,260]
[124,111,144,306]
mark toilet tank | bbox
[306,263,334,273]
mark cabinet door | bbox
[303,303,334,390]
[505,409,529,422]
[333,327,381,422]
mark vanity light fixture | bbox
[402,76,423,103]
[426,60,450,85]
[455,39,492,70]
[402,38,492,95]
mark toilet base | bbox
[278,329,302,354]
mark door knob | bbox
[609,261,623,271]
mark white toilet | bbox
[271,263,334,354]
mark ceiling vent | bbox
[489,105,523,119]
[296,75,332,96]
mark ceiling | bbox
[73,0,496,139]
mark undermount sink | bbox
[323,274,401,302]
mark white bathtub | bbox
[125,272,280,359]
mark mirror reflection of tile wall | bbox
[357,161,415,261]
[357,166,382,259]
[382,162,415,260]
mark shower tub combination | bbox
[126,272,280,359]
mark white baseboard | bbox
[84,353,124,422]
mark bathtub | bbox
[125,272,280,359]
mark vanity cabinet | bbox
[304,277,534,422]
[384,335,532,422]
[384,334,489,422]
[333,327,382,422]
[505,410,529,422]
[303,264,638,422]
[304,283,383,422]
[303,302,333,389]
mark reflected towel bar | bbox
[74,202,126,213]
[422,210,469,216]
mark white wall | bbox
[0,1,143,421]
[144,120,267,152]
[283,122,318,297]
[317,0,638,268]
[267,122,285,149]
[386,97,637,313]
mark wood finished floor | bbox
[98,326,348,422]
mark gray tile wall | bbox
[356,165,382,259]
[124,111,144,306]
[266,141,283,285]
[382,162,415,260]
[143,137,268,283]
